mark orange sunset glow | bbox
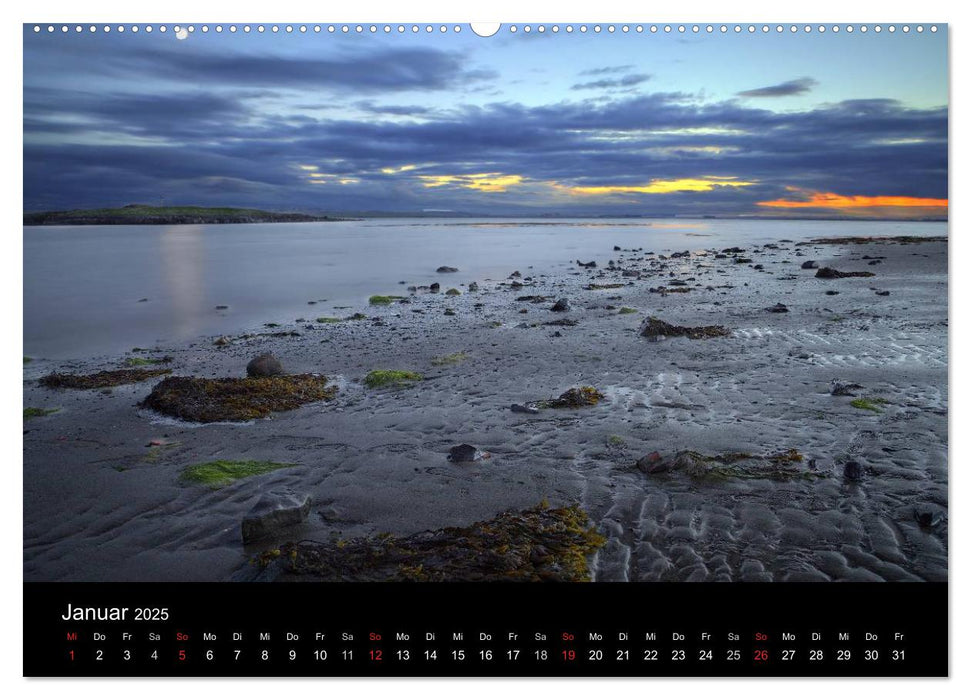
[758,188,948,212]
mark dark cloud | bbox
[737,77,818,98]
[578,65,635,76]
[24,39,495,94]
[353,101,432,116]
[571,73,652,90]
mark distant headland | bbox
[23,204,349,226]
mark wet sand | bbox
[23,237,948,582]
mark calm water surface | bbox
[23,218,947,359]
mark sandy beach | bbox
[22,235,948,583]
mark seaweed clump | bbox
[125,356,172,367]
[538,386,605,408]
[636,448,820,482]
[141,374,337,422]
[180,460,297,488]
[268,502,606,582]
[815,267,876,279]
[640,317,729,340]
[40,368,172,389]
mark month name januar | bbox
[61,603,129,621]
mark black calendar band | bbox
[24,581,947,677]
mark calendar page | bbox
[22,19,948,678]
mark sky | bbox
[23,24,948,218]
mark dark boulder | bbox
[447,444,484,463]
[241,490,312,543]
[246,353,284,378]
[550,298,570,312]
[842,460,865,481]
[436,266,458,273]
[801,260,819,269]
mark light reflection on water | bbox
[160,225,207,340]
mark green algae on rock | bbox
[141,374,337,422]
[363,369,423,389]
[431,351,469,366]
[368,295,404,306]
[850,397,889,413]
[180,460,297,488]
[24,407,59,420]
[40,368,172,389]
[265,502,606,582]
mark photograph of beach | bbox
[23,24,947,583]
